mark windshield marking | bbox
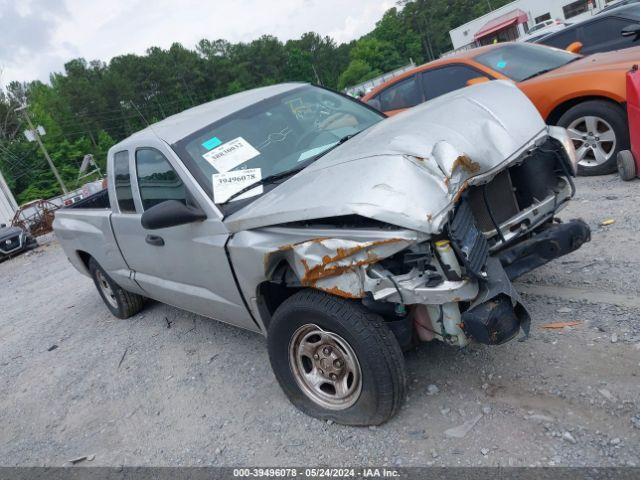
[213,168,263,203]
[202,136,260,173]
[201,136,222,150]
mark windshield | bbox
[173,85,383,205]
[474,43,579,82]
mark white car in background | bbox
[519,19,569,43]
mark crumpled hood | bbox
[225,80,547,234]
[0,226,23,241]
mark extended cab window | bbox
[376,76,423,111]
[135,148,187,210]
[113,150,135,213]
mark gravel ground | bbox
[0,175,639,467]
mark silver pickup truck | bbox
[54,81,590,426]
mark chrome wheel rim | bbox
[288,324,362,410]
[567,116,617,167]
[96,270,118,308]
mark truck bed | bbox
[53,197,136,292]
[66,189,110,210]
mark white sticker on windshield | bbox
[212,168,263,203]
[203,137,260,173]
[297,142,339,162]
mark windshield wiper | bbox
[520,68,555,82]
[521,58,582,82]
[221,132,360,205]
[222,166,306,204]
[312,132,360,159]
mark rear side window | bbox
[113,150,135,213]
[376,75,423,111]
[538,28,578,49]
[135,148,187,210]
[421,65,490,101]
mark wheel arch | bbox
[75,250,93,275]
[546,95,625,126]
[256,260,303,331]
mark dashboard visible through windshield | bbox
[172,85,383,206]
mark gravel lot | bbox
[1,175,639,467]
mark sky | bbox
[0,0,396,87]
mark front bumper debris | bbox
[497,219,591,281]
[461,258,531,345]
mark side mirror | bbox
[366,98,382,111]
[566,41,583,54]
[466,76,491,87]
[141,200,206,230]
[621,24,640,38]
[0,223,6,228]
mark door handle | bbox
[145,234,165,246]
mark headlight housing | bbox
[548,126,578,176]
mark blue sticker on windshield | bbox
[496,60,507,69]
[202,136,222,150]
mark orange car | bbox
[362,42,640,175]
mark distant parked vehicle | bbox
[598,0,640,15]
[362,42,640,175]
[536,4,640,55]
[0,223,37,261]
[519,20,568,43]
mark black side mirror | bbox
[621,24,640,38]
[141,200,206,230]
[0,223,6,228]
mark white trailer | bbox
[0,170,18,226]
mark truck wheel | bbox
[557,100,629,176]
[617,150,637,181]
[267,290,406,426]
[89,258,144,319]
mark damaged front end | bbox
[255,128,590,350]
[227,82,591,348]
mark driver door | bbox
[109,138,257,331]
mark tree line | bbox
[0,0,511,204]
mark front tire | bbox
[558,100,629,176]
[267,290,406,426]
[89,258,144,319]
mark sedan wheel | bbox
[557,100,629,176]
[567,116,616,168]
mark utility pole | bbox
[15,105,68,194]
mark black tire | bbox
[89,258,144,319]
[267,289,406,426]
[557,100,629,176]
[617,150,637,181]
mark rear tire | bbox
[267,289,406,426]
[617,150,637,181]
[557,100,629,176]
[89,258,144,319]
